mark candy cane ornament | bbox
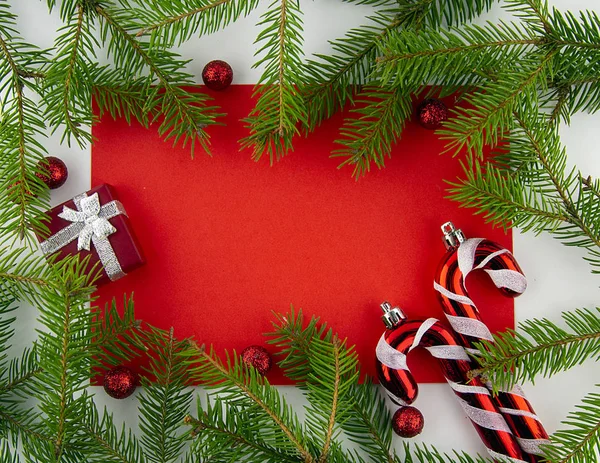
[434,222,550,459]
[375,303,530,463]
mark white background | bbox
[9,0,600,459]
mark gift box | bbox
[36,184,144,286]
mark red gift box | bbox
[36,184,144,286]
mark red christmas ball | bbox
[392,406,424,438]
[202,60,233,91]
[36,156,68,189]
[241,345,272,376]
[416,98,448,130]
[103,366,137,399]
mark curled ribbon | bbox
[39,192,128,281]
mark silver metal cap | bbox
[380,301,406,329]
[441,221,466,250]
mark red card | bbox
[92,86,514,384]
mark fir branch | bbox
[82,406,145,463]
[332,86,414,178]
[302,10,403,131]
[90,65,150,126]
[33,256,99,461]
[90,295,146,367]
[268,308,332,382]
[473,308,600,391]
[0,441,19,463]
[185,404,302,463]
[505,0,553,33]
[43,4,96,147]
[512,112,600,270]
[191,343,314,462]
[447,155,570,234]
[94,3,220,155]
[317,341,340,463]
[242,0,307,163]
[441,52,555,156]
[306,337,359,463]
[0,406,53,445]
[377,23,540,88]
[138,326,193,463]
[269,310,394,463]
[132,0,260,47]
[0,248,53,306]
[542,388,600,463]
[404,443,493,463]
[0,349,41,397]
[0,2,49,242]
[342,381,396,463]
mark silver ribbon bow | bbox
[39,192,128,281]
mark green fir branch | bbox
[473,308,600,390]
[190,342,314,462]
[0,441,19,463]
[94,3,220,155]
[132,0,260,47]
[90,295,146,368]
[377,22,540,89]
[138,326,194,463]
[0,248,53,306]
[404,443,493,463]
[0,2,49,242]
[80,405,145,463]
[440,53,554,156]
[43,4,97,147]
[269,310,395,463]
[302,9,403,131]
[185,402,302,463]
[242,0,307,163]
[332,86,414,178]
[542,387,600,463]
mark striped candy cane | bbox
[375,304,530,463]
[434,222,550,459]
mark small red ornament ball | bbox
[392,406,424,438]
[416,98,448,130]
[202,60,233,91]
[36,156,68,190]
[241,345,272,376]
[103,366,138,399]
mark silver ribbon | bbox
[40,192,128,281]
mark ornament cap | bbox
[380,301,406,329]
[441,221,466,250]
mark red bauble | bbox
[392,406,424,438]
[36,156,68,190]
[416,98,448,130]
[103,366,138,399]
[241,345,272,375]
[202,60,233,91]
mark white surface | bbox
[9,0,600,459]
